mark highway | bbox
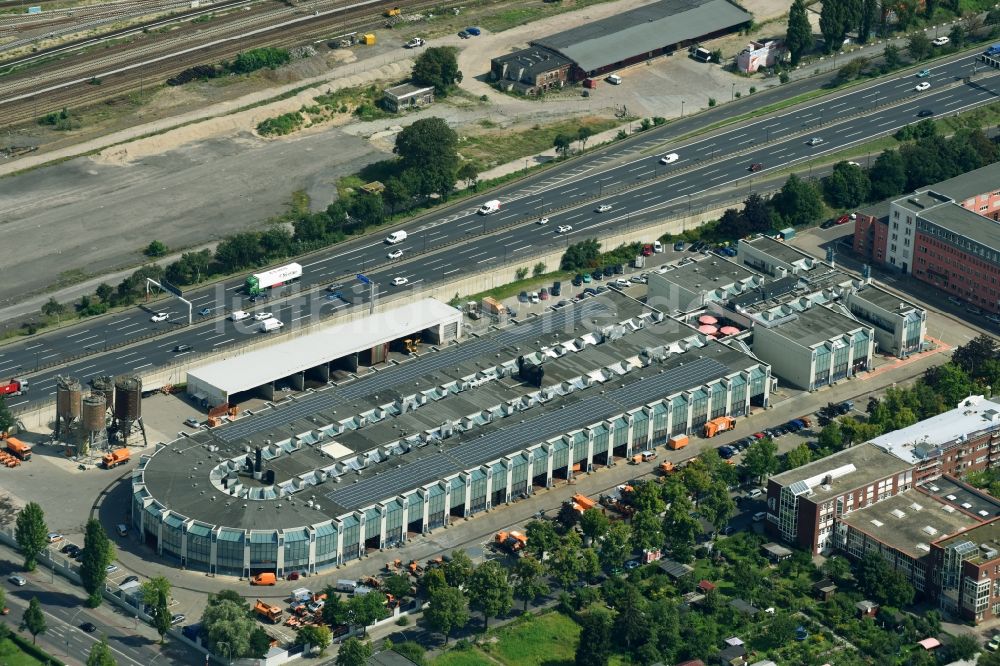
[1,52,995,413]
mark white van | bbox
[478,199,501,215]
[606,74,622,85]
[385,230,407,244]
[260,318,284,333]
[230,310,250,322]
[753,511,767,522]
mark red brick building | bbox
[931,518,1000,623]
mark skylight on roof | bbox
[870,519,884,527]
[910,503,923,511]
[890,509,906,519]
[922,525,938,536]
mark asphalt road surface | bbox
[1,53,994,413]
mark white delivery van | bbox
[230,310,250,322]
[478,199,501,215]
[259,317,284,333]
[606,74,622,85]
[385,230,408,244]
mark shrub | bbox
[779,71,790,83]
[749,86,757,94]
[708,97,716,106]
[256,112,304,136]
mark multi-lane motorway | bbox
[1,52,994,412]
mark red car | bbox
[287,571,301,581]
[748,163,763,172]
[753,432,766,439]
[835,213,856,225]
[642,244,654,256]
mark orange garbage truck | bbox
[101,448,130,469]
[703,416,736,438]
[254,599,283,623]
[5,437,31,461]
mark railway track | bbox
[0,0,433,128]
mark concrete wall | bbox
[752,326,814,391]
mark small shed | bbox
[718,643,746,666]
[729,598,761,617]
[813,578,837,601]
[856,600,879,618]
[698,579,717,593]
[917,637,941,651]
[382,82,435,112]
[761,542,793,563]
[360,181,385,195]
[658,558,694,580]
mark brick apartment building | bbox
[852,164,1000,312]
[931,517,1000,623]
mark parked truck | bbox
[703,416,736,438]
[495,530,527,553]
[481,296,507,317]
[101,448,130,469]
[244,263,302,297]
[254,599,283,623]
[667,434,689,450]
[5,437,31,461]
[0,378,28,397]
[259,318,284,333]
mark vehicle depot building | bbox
[133,292,771,576]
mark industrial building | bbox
[134,292,772,576]
[185,299,462,406]
[736,235,818,278]
[488,0,753,87]
[843,284,926,359]
[852,163,1000,311]
[381,83,435,113]
[647,256,762,313]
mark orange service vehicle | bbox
[5,437,31,461]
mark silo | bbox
[112,375,146,447]
[81,393,107,454]
[55,376,82,437]
[91,375,115,413]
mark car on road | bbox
[747,488,763,499]
[391,277,409,286]
[916,109,934,118]
[150,312,168,323]
[171,614,186,625]
[948,296,963,306]
[60,543,76,554]
[572,275,584,286]
[121,575,139,585]
[591,269,604,281]
[967,305,984,315]
[987,314,1000,324]
[183,418,200,428]
[105,564,119,574]
[806,137,824,146]
[582,273,592,283]
[80,622,97,633]
[613,279,632,289]
[536,217,549,225]
[539,288,549,300]
[915,81,931,91]
[230,311,250,322]
[173,344,192,353]
[198,307,212,316]
[916,69,931,77]
[748,162,763,172]
[595,204,613,213]
[529,292,540,304]
[659,153,679,164]
[9,575,26,586]
[557,224,573,233]
[458,30,469,38]
[404,37,425,48]
[717,445,737,460]
[602,265,615,278]
[47,533,64,543]
[673,241,685,251]
[287,571,301,581]
[988,634,1000,652]
[820,219,836,229]
[65,545,81,557]
[932,36,950,46]
[253,312,273,321]
[465,26,481,35]
[387,249,404,259]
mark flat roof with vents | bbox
[919,477,1000,520]
[935,519,1000,563]
[771,443,911,504]
[840,490,981,559]
[869,395,1000,463]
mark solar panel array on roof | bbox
[324,356,728,511]
[760,276,799,300]
[214,300,613,444]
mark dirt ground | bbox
[0,0,797,307]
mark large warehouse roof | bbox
[534,0,753,72]
[186,298,461,396]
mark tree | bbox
[554,133,574,158]
[819,0,848,52]
[868,149,907,200]
[382,176,414,213]
[786,0,813,64]
[533,262,547,277]
[165,249,212,285]
[742,437,779,484]
[822,555,852,583]
[631,510,665,552]
[86,638,117,666]
[348,193,385,229]
[701,481,736,532]
[41,297,67,321]
[982,650,1000,666]
[21,597,46,644]
[14,502,48,571]
[444,549,474,589]
[613,585,650,652]
[767,612,798,647]
[948,24,966,48]
[336,637,372,666]
[321,587,350,626]
[424,585,469,643]
[150,588,171,643]
[560,239,601,272]
[859,0,879,41]
[580,508,610,542]
[857,551,915,606]
[576,610,613,666]
[907,32,932,61]
[823,161,871,208]
[512,555,549,610]
[214,232,262,272]
[418,567,447,599]
[457,161,479,190]
[411,47,462,95]
[661,491,700,561]
[202,593,258,659]
[577,125,595,152]
[468,561,513,630]
[549,531,585,589]
[882,43,902,70]
[297,624,332,655]
[348,591,389,635]
[383,574,413,599]
[390,642,427,665]
[144,240,168,257]
[785,443,813,470]
[599,521,633,571]
[948,633,980,661]
[952,335,999,376]
[394,117,460,197]
[140,576,171,608]
[770,174,824,226]
[525,520,559,559]
[80,518,114,607]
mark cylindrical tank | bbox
[113,375,142,421]
[91,375,115,413]
[82,394,106,433]
[56,376,82,422]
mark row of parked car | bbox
[718,417,814,460]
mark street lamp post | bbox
[681,100,685,117]
[731,82,735,101]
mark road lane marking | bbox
[64,330,91,338]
